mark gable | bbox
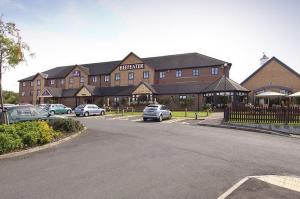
[132,83,153,94]
[241,57,300,85]
[41,89,52,97]
[76,87,92,97]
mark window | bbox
[104,75,110,82]
[21,92,25,96]
[211,67,219,75]
[179,95,187,104]
[176,70,182,77]
[61,79,64,85]
[50,79,55,85]
[92,76,97,82]
[69,78,73,84]
[179,95,187,100]
[80,77,85,83]
[128,72,134,80]
[143,71,149,79]
[36,80,41,86]
[30,81,34,87]
[192,69,199,76]
[159,71,166,79]
[115,73,120,81]
[113,97,120,103]
[22,82,26,87]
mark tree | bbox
[3,90,19,104]
[0,17,32,124]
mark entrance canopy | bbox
[256,91,287,97]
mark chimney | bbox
[260,52,269,65]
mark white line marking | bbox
[217,176,250,199]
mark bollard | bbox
[122,109,124,116]
[195,112,198,120]
[185,108,187,117]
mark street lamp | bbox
[221,63,229,107]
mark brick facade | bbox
[19,52,232,110]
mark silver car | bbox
[74,104,105,117]
[143,104,172,122]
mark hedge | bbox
[0,118,84,155]
[48,118,84,133]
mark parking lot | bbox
[1,115,300,198]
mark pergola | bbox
[202,76,250,108]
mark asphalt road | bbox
[1,117,300,199]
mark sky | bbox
[0,0,299,92]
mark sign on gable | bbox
[119,63,144,71]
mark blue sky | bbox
[0,0,300,91]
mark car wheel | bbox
[50,111,55,116]
[100,111,104,115]
[143,117,147,121]
[158,115,163,122]
[67,110,71,114]
[84,112,89,117]
[169,113,172,119]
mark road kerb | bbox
[0,127,87,160]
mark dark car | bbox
[0,105,49,124]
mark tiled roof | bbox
[20,52,230,81]
[153,83,210,94]
[202,76,249,93]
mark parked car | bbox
[0,105,49,124]
[143,104,172,122]
[47,104,72,115]
[74,104,105,117]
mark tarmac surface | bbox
[0,115,300,199]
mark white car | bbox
[143,104,172,122]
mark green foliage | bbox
[0,120,64,154]
[48,118,84,134]
[203,103,213,112]
[3,90,18,104]
[180,96,194,108]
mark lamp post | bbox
[221,63,229,107]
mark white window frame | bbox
[159,71,166,79]
[143,71,149,79]
[128,72,134,80]
[69,78,73,84]
[21,92,25,96]
[36,79,41,86]
[104,75,110,82]
[61,79,64,85]
[211,67,219,75]
[80,77,85,83]
[30,81,34,87]
[50,79,55,85]
[115,73,120,81]
[176,69,182,78]
[192,68,199,76]
[92,76,97,82]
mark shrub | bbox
[0,121,61,154]
[48,118,84,134]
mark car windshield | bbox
[145,105,159,110]
[76,104,86,109]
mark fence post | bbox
[185,108,187,117]
[195,112,198,120]
[122,109,124,116]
